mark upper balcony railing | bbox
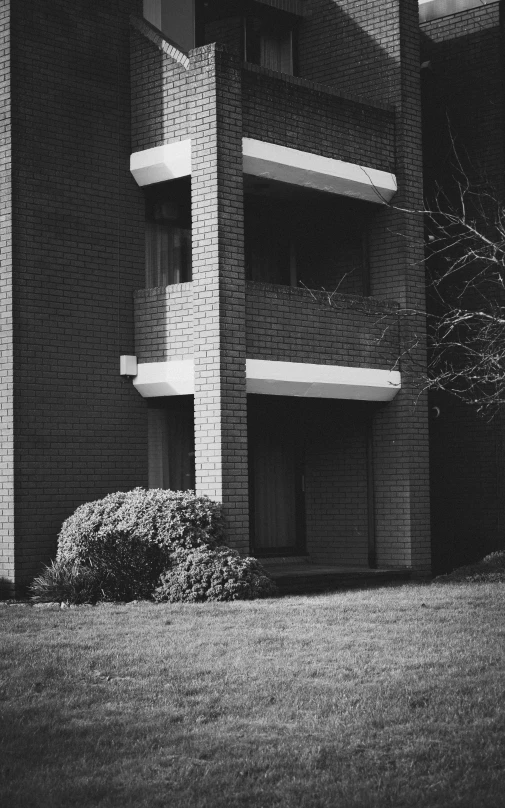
[134,281,400,373]
[241,63,395,176]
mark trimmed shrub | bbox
[435,550,505,583]
[153,546,278,603]
[40,489,224,602]
[29,559,103,604]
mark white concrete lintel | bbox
[130,140,192,186]
[133,359,194,397]
[246,359,401,401]
[242,138,397,204]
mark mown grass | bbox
[1,582,505,807]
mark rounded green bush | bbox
[53,488,224,601]
[153,546,278,603]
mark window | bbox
[145,179,192,288]
[148,398,195,491]
[245,9,296,75]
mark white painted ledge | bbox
[133,360,194,397]
[130,141,191,186]
[242,138,397,204]
[132,358,400,402]
[130,138,396,203]
[246,359,401,401]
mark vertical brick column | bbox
[367,0,431,572]
[0,0,14,594]
[190,44,249,553]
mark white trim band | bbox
[246,359,401,401]
[130,138,397,203]
[242,138,397,204]
[130,141,192,186]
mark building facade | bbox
[0,0,433,594]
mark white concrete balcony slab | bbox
[133,359,194,397]
[242,138,397,204]
[246,359,401,401]
[130,140,192,186]
[130,138,397,203]
[132,358,401,402]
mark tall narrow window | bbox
[245,11,296,76]
[145,179,192,288]
[148,398,195,491]
[260,26,293,74]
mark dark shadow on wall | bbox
[0,577,15,599]
[297,0,401,105]
[11,0,147,587]
[421,14,505,575]
[421,22,505,197]
[429,392,505,574]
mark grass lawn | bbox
[1,582,505,808]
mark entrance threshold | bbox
[259,558,412,595]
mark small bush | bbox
[34,489,224,603]
[436,550,505,583]
[29,559,103,604]
[154,546,278,603]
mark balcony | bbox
[241,63,395,177]
[134,280,399,375]
[246,282,400,372]
[131,27,396,184]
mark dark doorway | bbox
[248,396,305,555]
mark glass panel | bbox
[148,400,195,491]
[245,14,294,75]
[260,28,293,75]
[145,180,192,288]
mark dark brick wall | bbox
[241,64,395,172]
[134,284,193,362]
[204,16,244,55]
[246,283,400,370]
[10,0,147,588]
[421,2,504,196]
[421,1,505,572]
[299,0,401,105]
[305,400,370,566]
[430,394,505,573]
[0,0,14,592]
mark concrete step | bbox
[258,560,412,595]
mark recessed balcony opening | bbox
[244,177,374,295]
[144,177,192,288]
[143,0,297,75]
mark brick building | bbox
[0,0,434,595]
[421,0,505,573]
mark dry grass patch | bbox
[1,582,505,807]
